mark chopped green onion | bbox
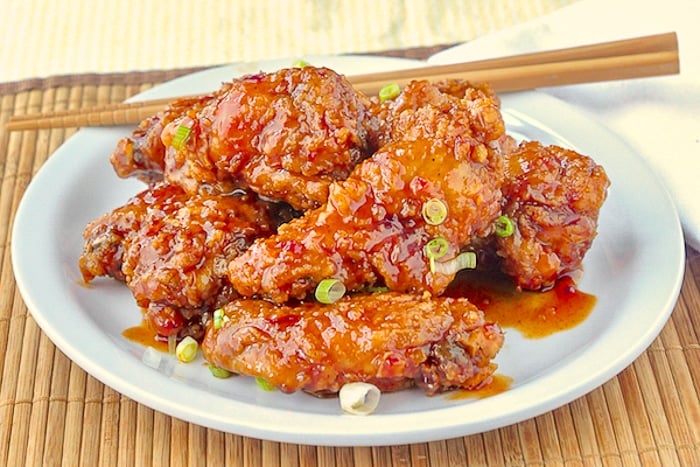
[422,198,448,225]
[424,237,449,260]
[208,365,232,379]
[175,336,198,363]
[315,278,346,304]
[494,215,515,238]
[291,59,310,68]
[255,376,276,391]
[212,308,225,330]
[167,334,177,355]
[378,83,400,103]
[171,124,192,150]
[425,237,450,274]
[431,251,477,275]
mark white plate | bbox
[11,56,685,446]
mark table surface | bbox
[2,45,700,467]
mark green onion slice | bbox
[171,124,192,150]
[494,215,515,238]
[315,278,346,304]
[175,336,198,363]
[424,237,449,260]
[255,376,276,391]
[291,59,310,68]
[378,83,400,103]
[208,365,232,379]
[422,198,448,225]
[431,251,477,275]
[212,308,225,330]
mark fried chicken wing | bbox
[202,292,504,395]
[228,81,506,303]
[496,141,610,290]
[150,66,375,210]
[110,92,224,183]
[79,183,277,339]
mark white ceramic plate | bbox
[11,56,685,446]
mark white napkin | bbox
[428,0,700,251]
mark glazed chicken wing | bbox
[110,92,225,183]
[79,182,278,339]
[150,66,374,210]
[496,141,610,290]
[202,292,504,395]
[228,81,506,303]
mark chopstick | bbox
[6,32,679,132]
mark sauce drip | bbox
[447,270,597,339]
[122,320,169,353]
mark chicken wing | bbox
[150,66,375,210]
[110,92,224,183]
[495,141,610,290]
[228,81,506,303]
[202,292,504,395]
[79,182,278,339]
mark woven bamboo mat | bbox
[2,53,700,466]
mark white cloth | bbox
[428,0,700,251]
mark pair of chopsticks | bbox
[6,32,679,132]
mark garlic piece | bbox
[339,382,381,415]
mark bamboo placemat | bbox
[1,53,700,467]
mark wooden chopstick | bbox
[6,32,679,131]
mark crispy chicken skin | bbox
[496,141,610,290]
[228,81,506,303]
[202,292,504,395]
[79,183,277,338]
[368,79,505,149]
[152,66,375,210]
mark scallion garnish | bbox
[378,83,400,103]
[422,198,448,225]
[425,237,449,273]
[291,59,310,68]
[315,278,346,304]
[208,365,232,379]
[212,308,225,330]
[175,336,198,363]
[425,237,449,261]
[255,376,276,391]
[171,124,192,150]
[431,251,477,275]
[494,215,515,238]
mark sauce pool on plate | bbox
[447,270,596,339]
